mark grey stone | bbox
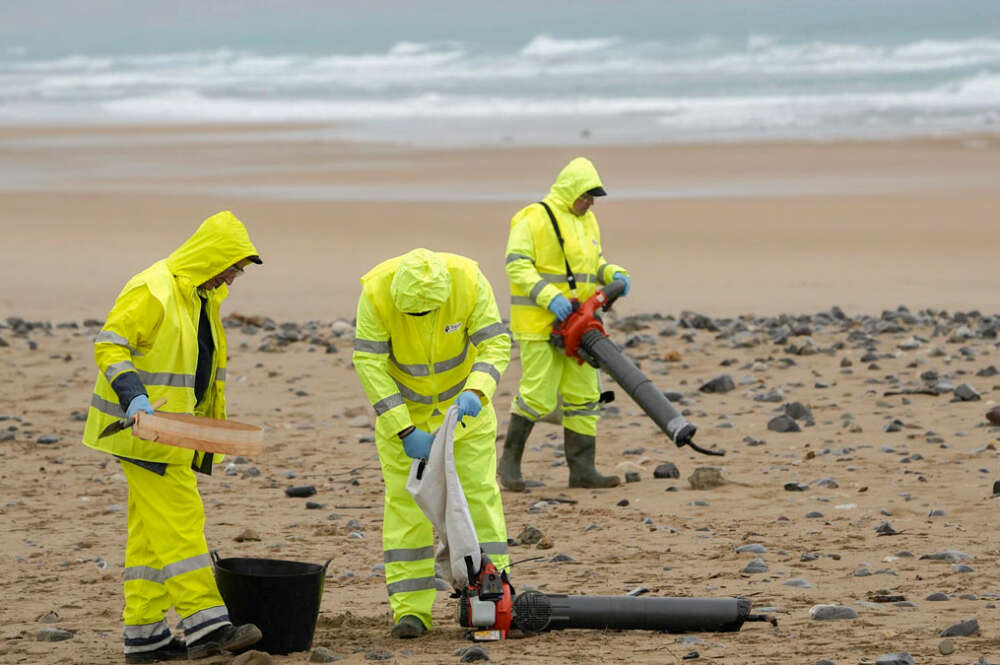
[784,402,813,421]
[768,415,801,433]
[699,374,735,394]
[920,550,971,562]
[810,605,858,620]
[36,627,74,642]
[517,525,543,545]
[741,557,768,574]
[940,618,979,637]
[954,383,981,401]
[688,467,725,490]
[309,646,340,662]
[735,543,767,553]
[653,462,680,479]
[783,577,814,588]
[458,646,490,662]
[875,655,915,665]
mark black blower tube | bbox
[513,592,759,633]
[580,329,694,445]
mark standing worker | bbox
[501,157,631,491]
[352,248,511,638]
[82,211,264,662]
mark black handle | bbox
[601,279,627,309]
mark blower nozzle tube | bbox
[580,330,695,444]
[513,592,756,633]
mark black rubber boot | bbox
[499,414,534,492]
[187,623,262,660]
[390,615,427,638]
[564,429,620,489]
[125,637,187,663]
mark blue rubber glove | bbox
[455,391,482,423]
[401,428,434,459]
[547,294,573,321]
[613,272,631,297]
[125,394,154,420]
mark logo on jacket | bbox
[444,322,463,334]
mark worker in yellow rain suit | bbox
[82,211,263,663]
[352,248,511,639]
[502,157,631,491]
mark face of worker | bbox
[571,192,595,216]
[199,258,253,291]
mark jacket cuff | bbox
[110,371,148,412]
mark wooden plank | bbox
[133,412,264,456]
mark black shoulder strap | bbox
[537,201,577,294]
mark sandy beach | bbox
[2,126,1000,664]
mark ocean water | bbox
[2,0,1000,145]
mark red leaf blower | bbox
[458,560,774,639]
[551,279,724,456]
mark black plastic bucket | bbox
[212,551,331,655]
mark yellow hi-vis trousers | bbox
[120,461,230,655]
[512,339,601,436]
[375,405,509,630]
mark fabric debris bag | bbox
[405,405,482,590]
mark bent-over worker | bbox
[352,248,511,638]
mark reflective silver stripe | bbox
[123,553,212,585]
[438,379,467,403]
[540,272,598,284]
[563,409,600,418]
[162,553,212,580]
[505,253,532,264]
[215,367,226,382]
[95,330,136,352]
[395,381,433,404]
[178,605,229,636]
[515,395,541,419]
[391,350,430,377]
[373,393,405,414]
[387,576,438,595]
[384,545,435,563]
[137,370,195,388]
[597,262,610,281]
[393,378,468,405]
[528,280,548,301]
[354,338,391,354]
[124,565,164,584]
[91,393,124,418]
[470,362,501,384]
[480,541,509,556]
[104,360,138,385]
[510,296,536,307]
[433,339,470,373]
[123,618,171,643]
[470,322,506,345]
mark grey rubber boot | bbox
[499,414,534,492]
[564,429,620,488]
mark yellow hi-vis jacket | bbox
[82,211,260,465]
[352,252,510,435]
[505,157,628,341]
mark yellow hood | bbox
[165,211,260,287]
[390,248,452,313]
[546,157,605,209]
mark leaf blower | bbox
[550,279,723,456]
[458,563,774,640]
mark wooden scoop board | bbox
[133,411,264,456]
